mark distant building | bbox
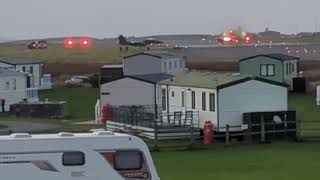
[100,73,173,116]
[258,28,281,38]
[0,58,52,90]
[159,72,288,131]
[297,32,314,37]
[0,68,38,112]
[123,52,186,76]
[100,64,124,84]
[239,53,300,90]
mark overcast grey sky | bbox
[0,0,319,39]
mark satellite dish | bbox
[273,115,282,124]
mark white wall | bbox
[218,80,288,132]
[0,62,13,68]
[0,75,27,112]
[161,85,217,128]
[15,64,42,88]
[100,78,156,107]
[123,55,162,76]
[162,58,186,75]
[283,60,299,90]
[0,62,43,88]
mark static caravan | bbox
[239,53,300,91]
[0,131,160,180]
[0,58,52,90]
[0,68,39,112]
[160,72,288,132]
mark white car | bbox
[65,75,90,85]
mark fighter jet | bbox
[118,35,163,47]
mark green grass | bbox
[288,93,320,121]
[39,87,99,121]
[0,124,8,129]
[153,142,320,180]
[0,42,164,64]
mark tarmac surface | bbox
[172,44,320,61]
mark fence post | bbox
[189,121,194,147]
[226,125,230,145]
[284,114,288,139]
[261,115,266,143]
[154,119,159,151]
[296,119,301,142]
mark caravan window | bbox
[62,152,85,166]
[114,151,142,170]
[191,91,196,109]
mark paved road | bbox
[0,121,61,134]
[172,44,320,61]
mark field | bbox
[35,87,320,123]
[39,87,99,122]
[1,87,320,179]
[153,142,320,180]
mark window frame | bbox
[191,91,196,109]
[30,66,33,74]
[12,79,16,90]
[114,151,143,171]
[209,93,215,112]
[62,151,85,166]
[267,64,275,76]
[5,81,10,90]
[181,91,185,107]
[162,88,166,111]
[292,63,295,73]
[260,64,267,76]
[202,92,206,111]
[260,64,275,77]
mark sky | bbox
[0,0,319,40]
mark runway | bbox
[172,44,320,61]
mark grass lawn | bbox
[39,87,99,122]
[0,124,8,129]
[288,93,320,121]
[153,142,320,180]
[0,42,164,64]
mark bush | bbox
[89,74,99,88]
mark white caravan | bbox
[0,131,160,180]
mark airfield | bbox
[174,43,320,61]
[2,40,320,86]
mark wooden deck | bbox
[106,121,201,140]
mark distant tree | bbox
[89,74,100,88]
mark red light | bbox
[80,37,92,48]
[64,38,74,48]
